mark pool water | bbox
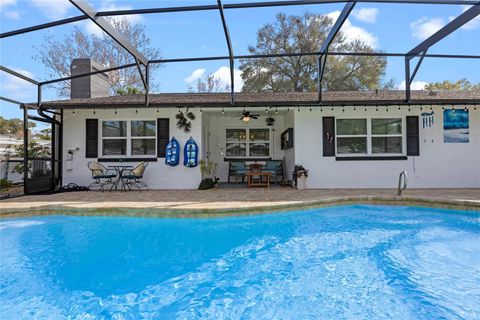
[1,205,479,319]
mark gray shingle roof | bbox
[37,90,480,108]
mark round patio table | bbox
[108,165,133,192]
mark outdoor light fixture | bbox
[93,107,96,115]
[72,108,75,116]
[135,108,138,114]
[222,107,225,114]
[242,115,250,122]
[115,107,118,115]
[200,107,203,113]
[275,107,278,114]
[156,107,159,113]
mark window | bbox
[371,118,402,154]
[102,121,127,155]
[226,128,270,158]
[336,118,403,155]
[131,120,156,155]
[101,120,156,157]
[336,119,367,154]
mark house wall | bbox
[294,105,480,188]
[202,111,288,182]
[62,105,479,189]
[62,108,202,189]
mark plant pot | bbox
[297,175,307,189]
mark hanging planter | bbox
[266,117,275,126]
[176,109,196,133]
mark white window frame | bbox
[335,117,405,156]
[225,127,271,158]
[99,119,157,158]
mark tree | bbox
[187,74,230,93]
[34,128,52,141]
[115,86,144,95]
[0,116,35,138]
[34,17,161,97]
[425,79,480,91]
[12,140,50,175]
[240,13,387,92]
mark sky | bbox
[1,0,479,120]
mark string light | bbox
[265,107,268,114]
[222,107,225,114]
[464,106,468,112]
[452,105,455,112]
[275,107,278,114]
[441,106,445,111]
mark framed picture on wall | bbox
[281,128,294,150]
[444,109,469,143]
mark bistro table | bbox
[108,165,133,192]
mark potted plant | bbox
[198,160,219,190]
[265,117,275,126]
[293,165,308,189]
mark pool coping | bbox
[1,195,478,218]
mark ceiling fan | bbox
[239,110,260,122]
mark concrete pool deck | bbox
[1,188,479,217]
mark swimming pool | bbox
[1,205,479,319]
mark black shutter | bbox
[323,117,335,157]
[406,116,420,156]
[157,118,169,158]
[85,119,98,158]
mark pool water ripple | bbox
[0,205,479,319]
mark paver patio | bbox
[1,188,479,216]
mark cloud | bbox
[352,8,379,23]
[450,5,480,30]
[184,67,244,91]
[185,68,206,84]
[3,10,20,20]
[410,17,445,40]
[0,69,37,102]
[0,0,16,9]
[212,66,244,91]
[30,0,72,20]
[397,80,428,90]
[327,11,378,48]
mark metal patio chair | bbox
[87,161,117,191]
[122,161,149,191]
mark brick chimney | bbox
[70,59,109,99]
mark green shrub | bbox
[0,178,12,190]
